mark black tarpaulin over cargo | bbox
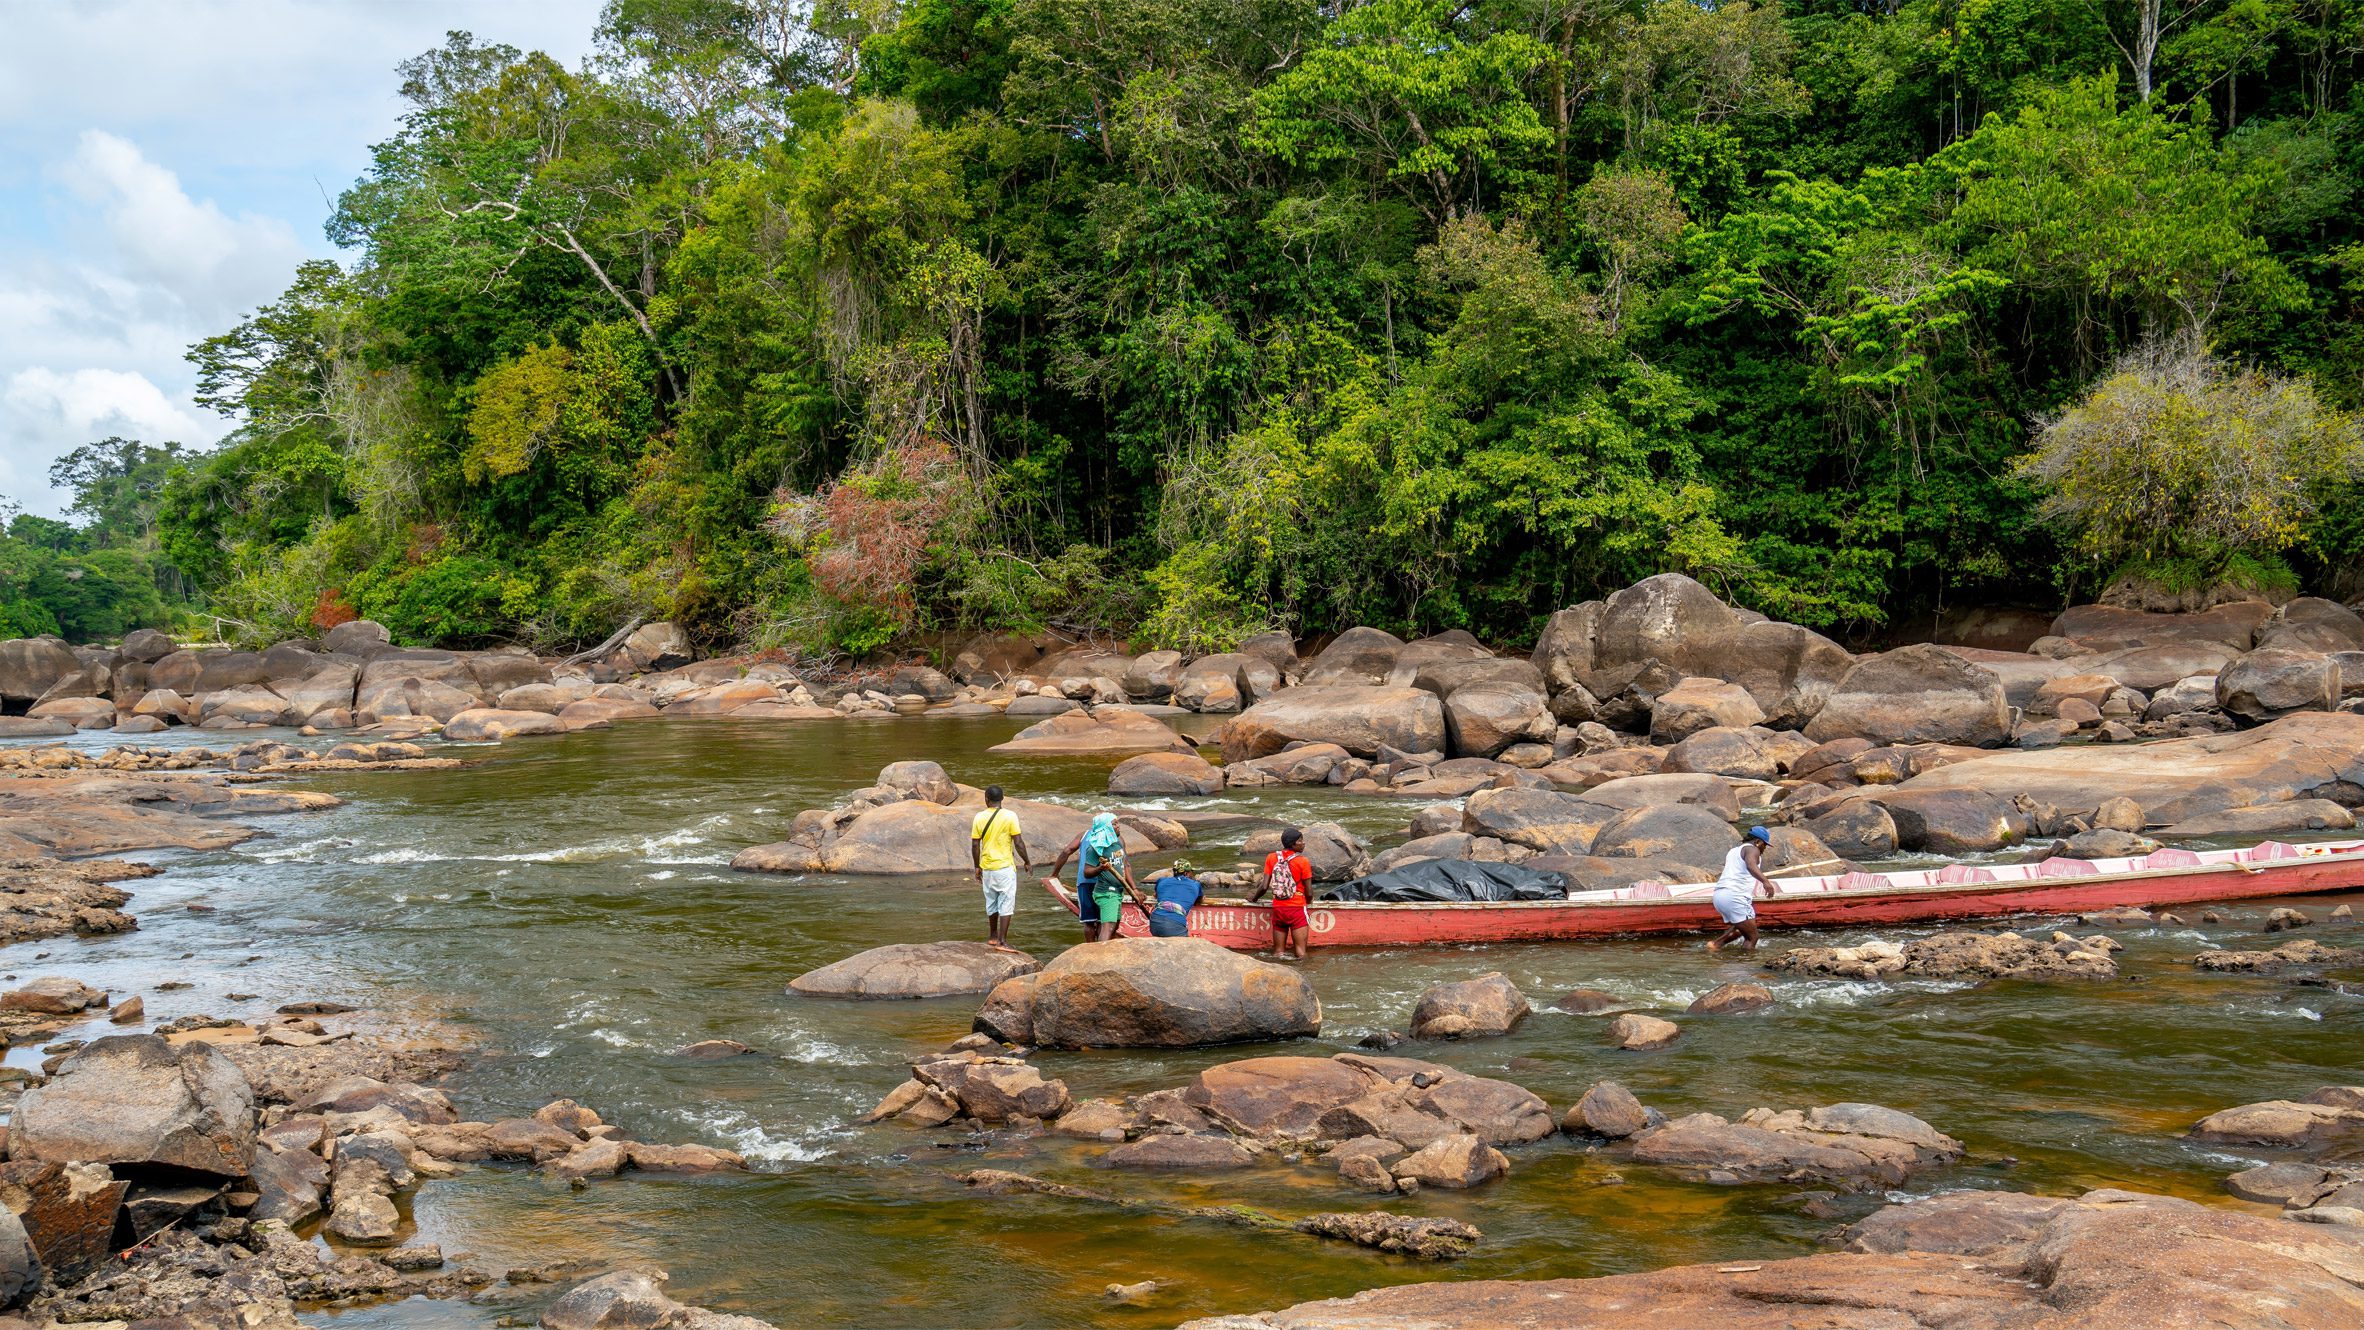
[1320,859,1570,904]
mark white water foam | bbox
[678,1106,839,1166]
[648,870,678,881]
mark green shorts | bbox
[1091,888,1124,921]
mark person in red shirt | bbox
[1250,827,1314,960]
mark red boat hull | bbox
[1042,844,2364,950]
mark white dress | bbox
[1712,845,1758,923]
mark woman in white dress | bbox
[1708,826,1779,952]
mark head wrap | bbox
[1085,812,1124,859]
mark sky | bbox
[0,0,606,518]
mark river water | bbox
[17,716,2364,1328]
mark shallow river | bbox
[16,717,2364,1328]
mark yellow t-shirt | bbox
[971,807,1023,871]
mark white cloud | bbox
[0,0,604,519]
[64,130,308,322]
[0,134,305,514]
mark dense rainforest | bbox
[13,0,2364,655]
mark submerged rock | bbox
[1628,1102,1962,1186]
[1767,931,2119,981]
[788,941,1039,1000]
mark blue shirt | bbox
[1151,874,1203,914]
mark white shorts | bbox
[981,866,1017,916]
[1712,887,1756,924]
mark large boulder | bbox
[2217,649,2340,721]
[1717,621,1854,728]
[1025,939,1321,1048]
[1109,752,1225,796]
[734,794,1161,875]
[2052,601,2271,651]
[1581,773,1742,821]
[118,627,177,662]
[11,1034,255,1178]
[1443,682,1553,757]
[988,707,1198,756]
[1301,627,1407,686]
[1590,574,1745,677]
[443,708,568,741]
[1409,974,1530,1040]
[1218,686,1447,763]
[1180,1056,1377,1136]
[2089,642,2240,693]
[1123,650,1185,700]
[1805,799,1899,859]
[789,942,1039,999]
[0,639,80,703]
[1532,602,1604,695]
[1804,645,2009,747]
[1649,678,1765,744]
[2258,597,2364,654]
[1244,822,1369,881]
[323,619,391,656]
[1589,804,1738,867]
[1868,788,2024,854]
[1629,1103,1962,1185]
[1223,742,1352,786]
[1460,788,1618,855]
[1662,726,1783,780]
[1883,710,2364,826]
[620,621,694,672]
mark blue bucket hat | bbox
[1746,825,1772,843]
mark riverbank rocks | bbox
[1886,710,2364,826]
[2218,648,2341,720]
[1629,1102,1962,1186]
[1804,644,2010,748]
[1767,931,2119,980]
[1217,686,1446,763]
[441,708,567,741]
[1108,752,1224,795]
[1408,973,1530,1040]
[12,1034,255,1178]
[788,942,1039,999]
[1459,787,1616,854]
[1648,679,1765,744]
[1019,939,1320,1048]
[989,706,1198,756]
[1867,787,2024,853]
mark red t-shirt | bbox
[1262,850,1311,902]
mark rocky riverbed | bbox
[6,583,2364,1325]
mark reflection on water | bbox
[11,717,2364,1328]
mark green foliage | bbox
[105,0,2364,653]
[2020,334,2364,565]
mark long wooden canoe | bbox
[1042,840,2364,950]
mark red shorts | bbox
[1270,899,1309,930]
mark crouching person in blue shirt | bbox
[1147,859,1203,938]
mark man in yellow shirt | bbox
[969,785,1030,952]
